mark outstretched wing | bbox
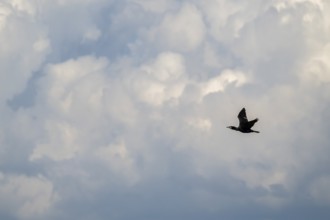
[237,108,248,124]
[247,118,258,129]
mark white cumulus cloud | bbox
[1,0,330,220]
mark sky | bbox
[0,0,330,219]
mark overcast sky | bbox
[1,0,330,219]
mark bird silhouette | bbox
[227,108,259,133]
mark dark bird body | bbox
[227,108,259,133]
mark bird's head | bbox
[227,126,238,130]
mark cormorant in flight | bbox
[227,108,259,133]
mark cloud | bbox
[310,176,330,205]
[132,0,174,13]
[200,69,248,97]
[1,0,330,220]
[301,43,330,85]
[152,3,206,51]
[0,1,50,104]
[0,173,57,219]
[129,52,186,106]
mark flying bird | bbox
[227,108,259,133]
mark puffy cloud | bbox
[301,43,330,85]
[94,139,140,185]
[30,120,80,161]
[132,0,174,13]
[0,173,57,219]
[129,52,186,106]
[1,0,330,220]
[0,1,50,104]
[200,69,248,97]
[152,3,206,51]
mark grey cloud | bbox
[1,0,330,220]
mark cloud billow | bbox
[0,0,330,219]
